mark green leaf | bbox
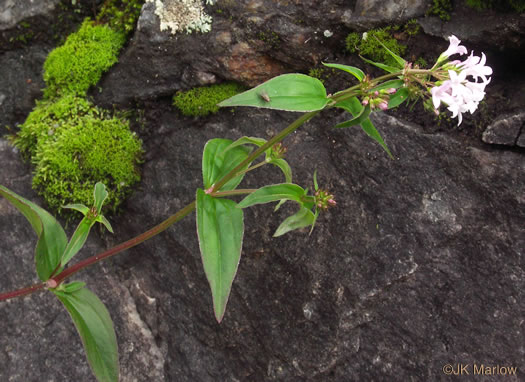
[273,206,315,237]
[218,74,329,112]
[63,203,90,215]
[334,96,363,116]
[322,62,365,82]
[371,79,404,92]
[270,158,292,183]
[237,183,306,209]
[196,189,244,322]
[360,118,393,159]
[374,36,406,68]
[313,169,319,191]
[387,87,409,109]
[360,56,400,73]
[62,281,87,293]
[61,218,94,267]
[202,138,252,192]
[0,185,67,281]
[54,287,119,382]
[93,182,109,214]
[96,215,114,234]
[335,104,371,129]
[222,136,267,154]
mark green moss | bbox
[173,82,246,117]
[96,0,145,35]
[466,0,525,12]
[404,19,421,37]
[14,94,95,160]
[426,0,452,21]
[14,95,143,215]
[345,27,406,67]
[43,19,125,98]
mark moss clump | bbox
[173,82,246,117]
[345,27,406,67]
[43,19,125,98]
[96,0,145,35]
[466,0,525,12]
[14,94,95,160]
[426,0,453,20]
[14,95,143,215]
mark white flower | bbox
[431,39,492,125]
[442,35,468,58]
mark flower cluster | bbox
[431,35,492,125]
[362,88,397,111]
[314,189,336,210]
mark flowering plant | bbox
[431,35,493,124]
[0,36,491,382]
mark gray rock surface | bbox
[0,0,60,31]
[0,46,50,134]
[1,106,524,380]
[419,5,525,52]
[482,112,525,146]
[347,0,431,29]
[95,0,432,107]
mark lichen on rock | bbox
[148,0,216,34]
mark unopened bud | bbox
[374,91,379,96]
[46,279,57,289]
[328,199,336,206]
[361,98,369,106]
[378,101,388,111]
[387,88,397,94]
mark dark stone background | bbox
[1,1,524,381]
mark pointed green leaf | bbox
[96,215,114,234]
[61,218,94,267]
[63,203,90,215]
[360,118,393,159]
[218,74,329,112]
[360,56,400,73]
[273,206,315,237]
[202,138,252,192]
[335,104,371,129]
[237,183,305,209]
[322,62,365,81]
[196,189,244,322]
[222,136,267,154]
[93,182,109,214]
[54,287,119,382]
[387,87,409,109]
[0,185,67,281]
[374,36,406,68]
[270,158,292,183]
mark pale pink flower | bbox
[441,35,468,58]
[431,39,492,125]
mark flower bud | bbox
[378,101,388,111]
[387,88,397,94]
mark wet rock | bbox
[4,105,523,381]
[0,46,50,134]
[0,0,60,31]
[97,0,432,107]
[346,0,431,29]
[419,5,525,52]
[482,112,525,146]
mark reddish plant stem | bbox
[0,283,46,301]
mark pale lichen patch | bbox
[148,0,217,34]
